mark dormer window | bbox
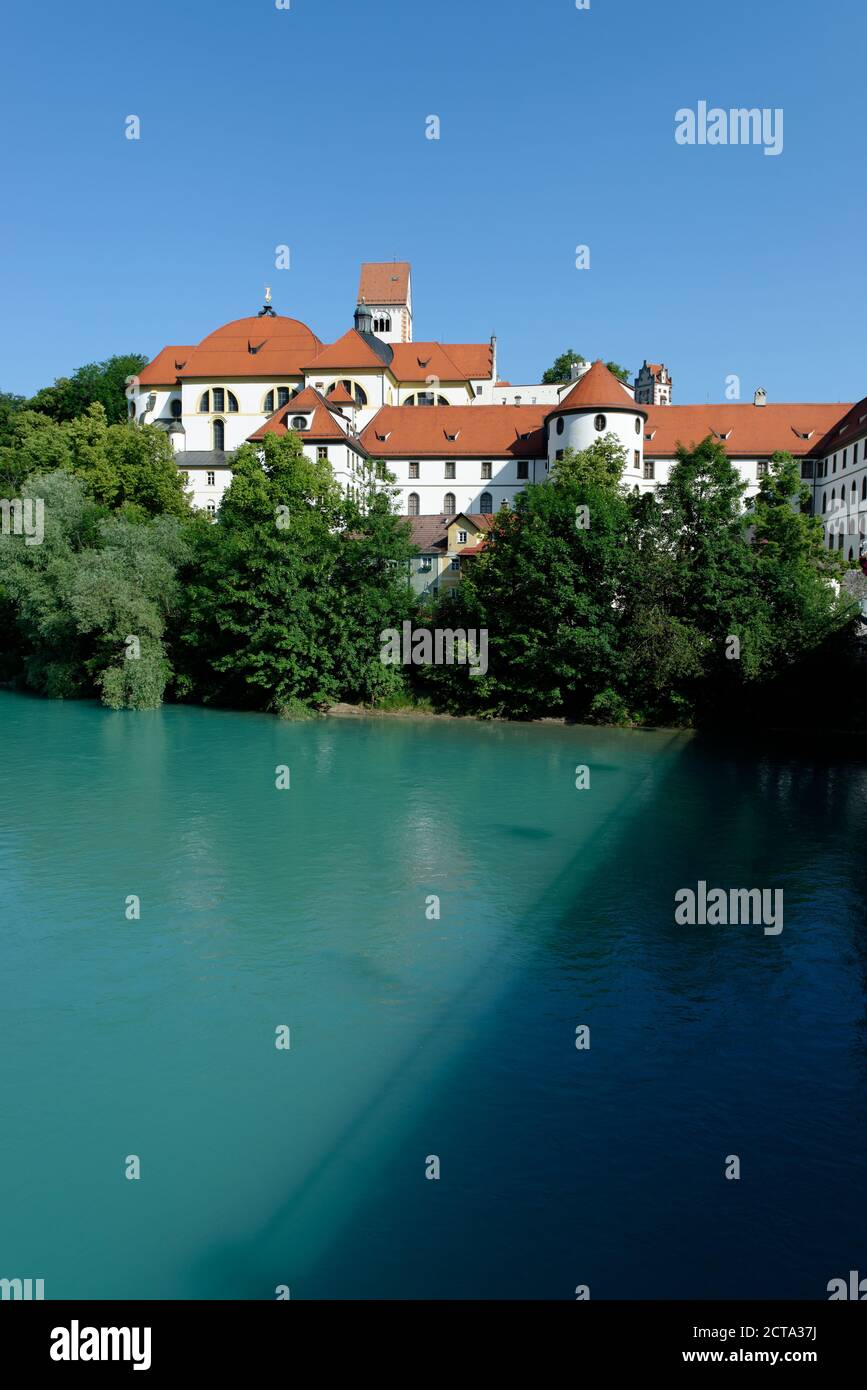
[290,415,308,430]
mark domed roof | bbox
[178,314,322,379]
[547,360,646,419]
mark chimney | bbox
[754,387,767,407]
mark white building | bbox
[634,361,672,406]
[132,260,860,556]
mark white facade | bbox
[132,259,863,543]
[387,457,543,518]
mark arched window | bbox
[443,492,456,516]
[129,401,136,419]
[862,478,866,501]
[556,417,564,435]
[853,481,857,498]
[404,392,449,407]
[831,488,836,503]
[408,492,420,516]
[213,419,225,451]
[822,492,827,511]
[263,390,274,413]
[635,418,641,434]
[373,314,391,334]
[594,414,607,431]
[849,547,855,561]
[480,491,493,513]
[170,397,182,419]
[200,388,238,413]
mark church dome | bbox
[179,314,322,379]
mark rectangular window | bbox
[855,442,860,464]
[458,530,467,544]
[517,461,529,479]
[801,460,814,479]
[475,385,483,396]
[445,461,456,479]
[419,557,432,572]
[644,460,655,479]
[634,451,641,469]
[207,470,215,486]
[481,461,492,479]
[843,449,848,468]
[450,557,461,571]
[317,446,328,461]
[555,450,564,462]
[212,388,225,412]
[757,460,769,479]
[409,461,419,478]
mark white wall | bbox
[548,407,645,473]
[386,456,542,515]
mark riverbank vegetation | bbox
[0,385,861,729]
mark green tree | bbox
[542,351,630,385]
[542,349,585,385]
[27,353,148,425]
[0,403,188,515]
[175,434,414,712]
[417,475,632,720]
[0,471,188,707]
[552,433,627,491]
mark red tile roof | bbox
[247,387,351,443]
[402,513,495,552]
[547,359,645,418]
[138,346,196,386]
[361,405,547,458]
[305,329,390,372]
[811,394,867,459]
[358,262,410,304]
[175,315,321,379]
[390,341,492,382]
[643,401,852,457]
[326,382,356,405]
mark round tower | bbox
[546,360,647,479]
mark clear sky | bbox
[1,0,864,405]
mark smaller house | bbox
[402,511,495,599]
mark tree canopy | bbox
[542,349,630,385]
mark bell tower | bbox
[356,261,412,342]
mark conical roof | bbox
[547,360,646,418]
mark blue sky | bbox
[1,0,864,405]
